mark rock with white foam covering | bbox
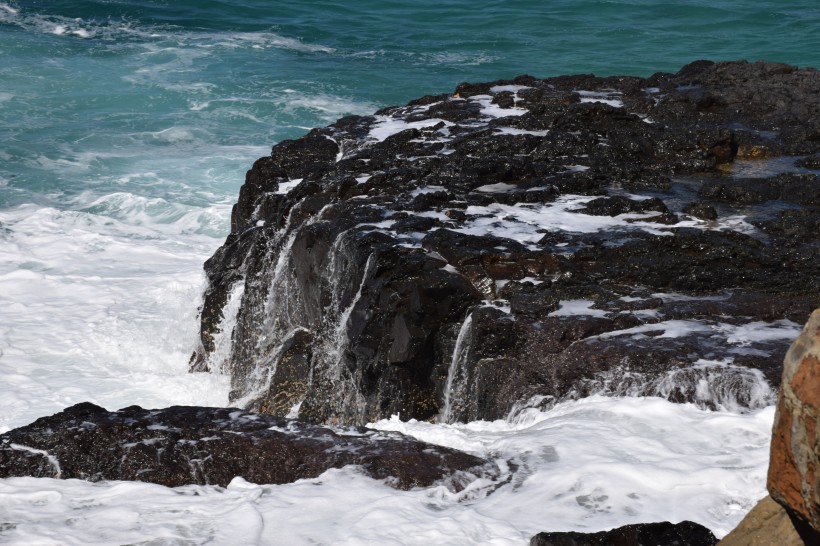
[193,60,820,425]
[0,402,498,490]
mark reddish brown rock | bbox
[768,308,820,540]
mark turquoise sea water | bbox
[1,0,818,212]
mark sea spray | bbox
[201,280,245,373]
[441,311,475,424]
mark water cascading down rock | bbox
[192,60,820,426]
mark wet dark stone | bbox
[577,196,668,216]
[683,201,719,220]
[529,520,717,546]
[191,60,820,425]
[0,403,497,490]
[795,153,820,169]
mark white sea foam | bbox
[595,318,801,347]
[453,195,758,245]
[0,397,773,543]
[490,85,532,94]
[276,178,303,195]
[576,90,624,108]
[549,300,609,318]
[0,3,334,54]
[469,94,528,118]
[0,198,230,434]
[369,116,455,142]
[495,127,549,136]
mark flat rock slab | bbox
[530,520,717,546]
[0,402,497,490]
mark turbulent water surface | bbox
[0,0,817,543]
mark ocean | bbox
[0,0,817,543]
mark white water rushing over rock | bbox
[0,397,773,544]
[441,312,474,424]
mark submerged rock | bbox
[193,60,820,425]
[0,402,497,490]
[530,520,717,546]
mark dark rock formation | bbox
[530,520,717,546]
[0,402,497,490]
[193,60,820,425]
[767,309,820,542]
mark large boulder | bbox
[193,60,820,425]
[0,402,498,490]
[767,309,820,541]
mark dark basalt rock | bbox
[0,402,497,490]
[193,60,820,425]
[530,520,717,546]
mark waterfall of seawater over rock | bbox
[567,360,776,412]
[308,251,376,420]
[216,205,385,422]
[222,205,322,405]
[206,281,245,374]
[440,312,474,424]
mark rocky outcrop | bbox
[717,496,805,546]
[193,60,820,425]
[530,520,717,546]
[0,402,498,490]
[767,309,820,541]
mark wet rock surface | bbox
[530,520,717,546]
[767,309,820,542]
[0,402,497,489]
[194,60,820,425]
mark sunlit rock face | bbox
[768,309,820,541]
[193,60,820,426]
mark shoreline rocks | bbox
[193,60,820,426]
[0,402,498,490]
[530,521,717,546]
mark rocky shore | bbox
[1,60,819,543]
[192,59,819,426]
[0,402,498,490]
